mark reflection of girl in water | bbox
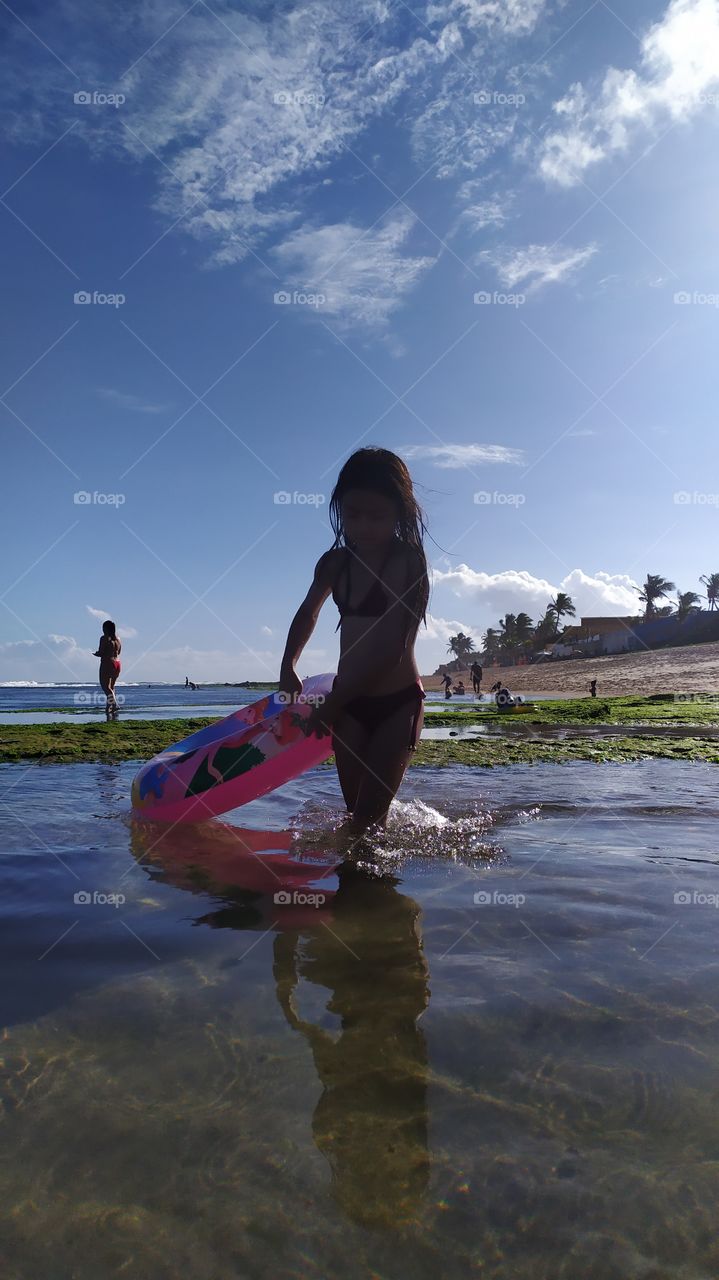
[273,862,430,1227]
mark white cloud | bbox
[428,0,548,34]
[479,242,597,290]
[402,443,524,468]
[455,195,512,234]
[431,563,640,622]
[273,213,436,328]
[98,389,171,414]
[85,605,138,639]
[540,0,719,186]
[261,625,273,636]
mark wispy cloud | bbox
[273,212,436,329]
[403,443,524,468]
[479,242,597,291]
[86,605,138,638]
[98,389,171,414]
[539,0,719,186]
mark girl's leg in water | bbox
[350,698,424,832]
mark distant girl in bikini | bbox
[93,619,122,714]
[280,447,430,832]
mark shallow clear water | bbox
[1,759,719,1279]
[0,684,564,724]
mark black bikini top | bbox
[333,543,395,630]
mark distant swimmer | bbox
[441,674,453,700]
[452,681,466,695]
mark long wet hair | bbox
[102,620,117,638]
[328,447,429,641]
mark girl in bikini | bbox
[280,447,430,832]
[93,619,122,714]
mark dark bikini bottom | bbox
[337,680,426,751]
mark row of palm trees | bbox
[638,573,719,620]
[446,573,719,666]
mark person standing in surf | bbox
[280,447,430,832]
[93,619,121,714]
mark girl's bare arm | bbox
[280,550,337,675]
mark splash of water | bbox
[289,794,506,872]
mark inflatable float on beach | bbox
[131,673,336,824]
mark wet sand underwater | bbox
[2,758,719,1278]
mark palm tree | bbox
[637,574,675,621]
[498,613,518,655]
[446,632,477,664]
[515,612,534,653]
[547,592,576,636]
[533,608,556,650]
[700,572,719,611]
[481,628,501,665]
[675,590,700,622]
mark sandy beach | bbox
[423,639,719,698]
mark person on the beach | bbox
[441,673,453,699]
[93,619,121,713]
[589,678,597,698]
[470,661,482,695]
[452,680,466,695]
[280,447,430,833]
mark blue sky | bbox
[2,0,719,682]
